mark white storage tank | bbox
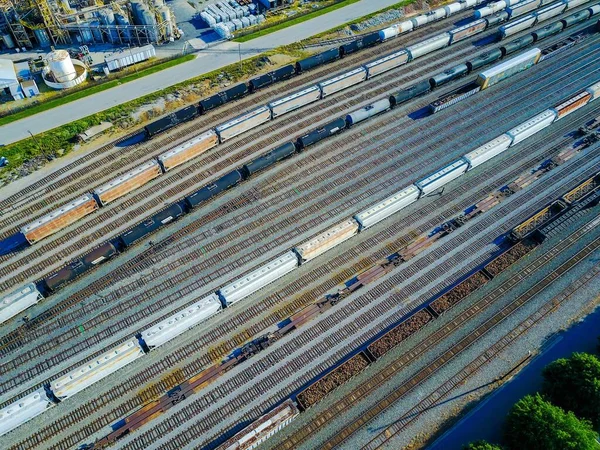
[218,252,298,304]
[415,159,469,196]
[354,185,419,229]
[47,50,77,82]
[141,294,222,348]
[294,220,359,262]
[463,134,512,169]
[506,110,557,145]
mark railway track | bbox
[0,11,593,294]
[9,130,600,450]
[275,190,600,450]
[110,156,600,450]
[2,32,597,346]
[2,55,597,400]
[0,8,479,237]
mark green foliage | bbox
[542,352,600,429]
[462,440,503,450]
[504,393,599,450]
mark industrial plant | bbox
[0,0,179,49]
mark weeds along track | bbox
[1,50,595,375]
[108,158,600,450]
[1,51,598,401]
[6,126,600,450]
[0,9,477,236]
[282,208,600,450]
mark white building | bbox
[0,58,23,100]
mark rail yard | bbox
[2,0,600,449]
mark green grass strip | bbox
[233,0,361,43]
[0,54,196,128]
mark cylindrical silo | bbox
[34,29,51,47]
[2,33,16,49]
[47,50,77,82]
[160,7,173,38]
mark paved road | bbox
[0,0,401,146]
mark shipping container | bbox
[184,170,244,209]
[94,160,161,206]
[429,82,481,113]
[477,48,541,89]
[466,48,503,71]
[551,91,591,119]
[406,33,450,60]
[534,1,567,22]
[463,134,512,169]
[296,118,346,149]
[500,34,535,56]
[389,80,431,107]
[561,9,591,27]
[119,203,184,247]
[268,85,321,118]
[295,48,339,73]
[586,81,600,100]
[485,10,510,26]
[507,0,540,18]
[363,49,409,78]
[499,15,537,38]
[294,220,359,262]
[21,194,99,244]
[354,185,419,229]
[215,105,271,142]
[105,44,156,72]
[141,294,222,348]
[198,83,248,114]
[219,251,298,304]
[144,105,198,138]
[346,99,391,126]
[532,21,565,41]
[215,400,299,450]
[415,159,469,196]
[429,64,469,88]
[448,19,487,43]
[506,109,557,145]
[51,340,144,399]
[0,388,54,437]
[0,283,43,325]
[318,67,367,97]
[158,130,219,172]
[243,141,297,176]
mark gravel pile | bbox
[368,309,434,358]
[350,8,406,32]
[430,272,489,316]
[297,353,370,409]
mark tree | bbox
[542,352,600,428]
[463,440,503,450]
[504,394,599,450]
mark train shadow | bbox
[473,34,499,47]
[454,17,473,27]
[116,131,146,147]
[408,106,430,120]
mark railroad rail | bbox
[279,194,600,450]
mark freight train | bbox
[2,6,599,326]
[2,82,599,440]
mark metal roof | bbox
[0,59,18,89]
